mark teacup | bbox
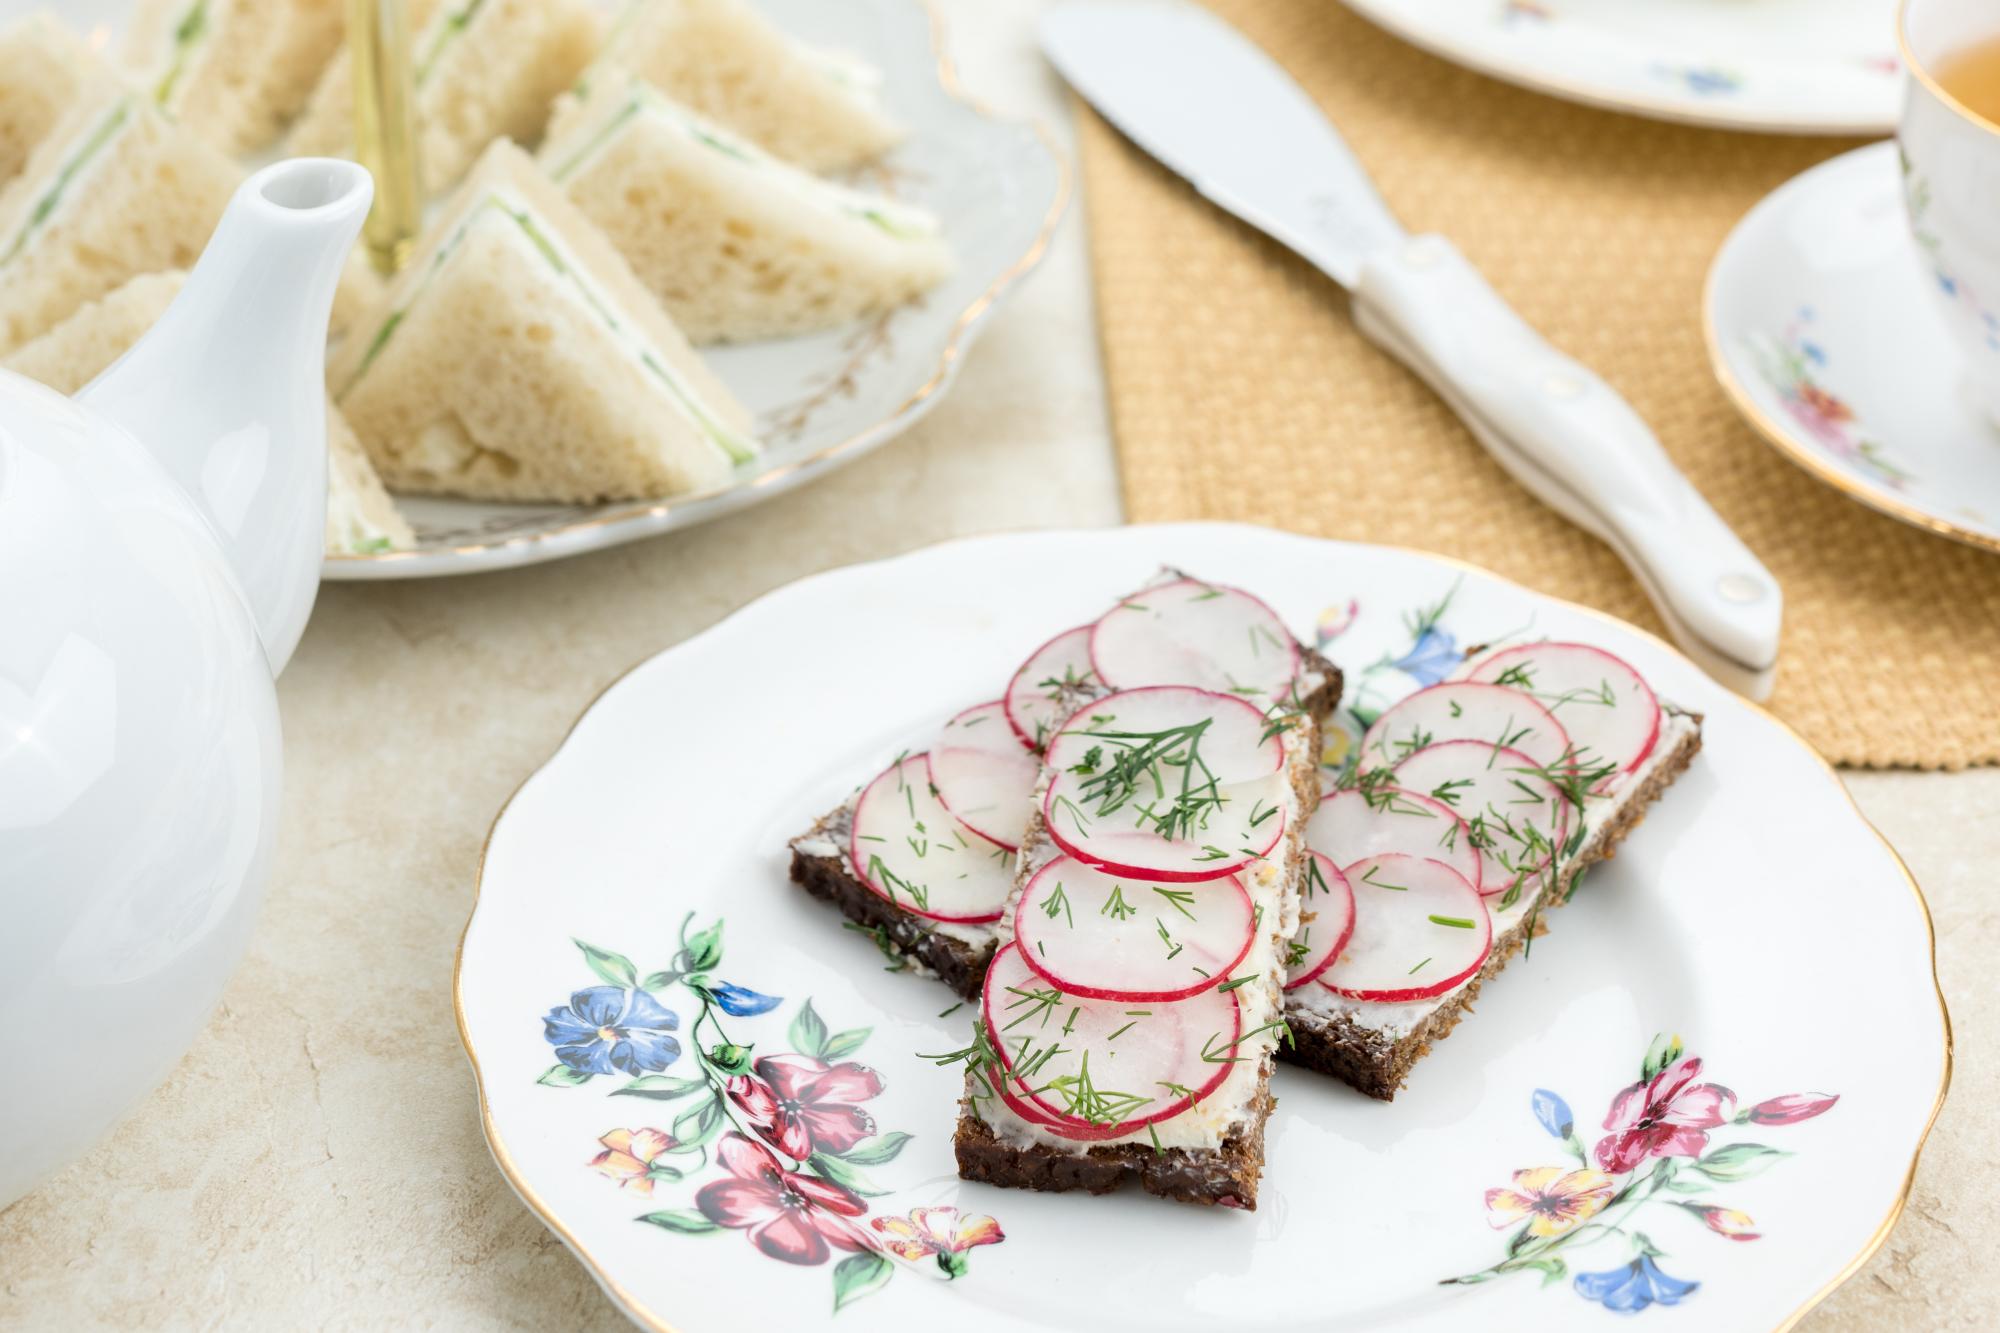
[1899,0,2000,424]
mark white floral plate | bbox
[1706,140,2000,556]
[1341,0,1901,135]
[24,0,1066,580]
[456,524,1947,1332]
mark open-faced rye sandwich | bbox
[327,140,758,504]
[788,575,1342,1206]
[1284,641,1702,1099]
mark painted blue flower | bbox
[542,985,681,1075]
[1391,626,1461,688]
[1531,1088,1574,1140]
[1574,1254,1699,1313]
[710,981,783,1017]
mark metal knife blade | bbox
[1039,0,1403,288]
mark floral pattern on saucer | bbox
[1444,1031,1837,1313]
[1744,311,1914,491]
[538,917,1004,1312]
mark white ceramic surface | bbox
[0,160,370,1208]
[1706,139,2000,555]
[458,524,1946,1333]
[1340,0,1902,135]
[321,0,1066,580]
[1899,0,2000,424]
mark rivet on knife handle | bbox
[1352,236,1782,700]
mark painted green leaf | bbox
[638,1208,718,1235]
[574,939,637,987]
[1640,1032,1684,1081]
[1693,1143,1789,1181]
[1504,1223,1538,1259]
[612,1074,709,1101]
[671,1093,727,1152]
[821,1026,872,1060]
[537,1064,592,1087]
[1519,1256,1567,1288]
[789,1000,830,1059]
[809,1152,887,1198]
[831,1251,893,1313]
[682,921,725,973]
[641,970,680,991]
[707,1042,754,1075]
[837,1132,912,1166]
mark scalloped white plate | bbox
[457,524,1946,1332]
[1341,0,1902,135]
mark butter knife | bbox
[1042,0,1782,699]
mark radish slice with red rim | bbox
[1003,625,1097,752]
[1014,855,1255,1001]
[1391,741,1571,901]
[1308,787,1481,889]
[1089,578,1303,708]
[983,942,1240,1140]
[928,701,1041,851]
[1458,642,1662,792]
[848,754,1013,924]
[1284,852,1354,989]
[1319,853,1492,1002]
[1041,687,1290,882]
[1358,681,1571,774]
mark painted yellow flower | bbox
[870,1206,1005,1277]
[588,1127,675,1194]
[1484,1166,1616,1238]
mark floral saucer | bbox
[1706,140,2000,555]
[1341,0,1900,135]
[457,524,1946,1331]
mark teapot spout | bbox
[81,159,372,675]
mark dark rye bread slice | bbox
[787,646,1343,998]
[1281,708,1704,1100]
[954,1077,1275,1209]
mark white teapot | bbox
[0,159,371,1208]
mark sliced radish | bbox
[983,942,1239,1140]
[1041,686,1291,882]
[1014,856,1255,1001]
[1284,851,1354,989]
[928,701,1041,851]
[1358,681,1571,773]
[849,754,1014,924]
[1459,642,1663,791]
[1308,787,1481,889]
[1003,624,1098,752]
[1089,578,1302,707]
[1391,741,1571,901]
[1320,854,1492,1002]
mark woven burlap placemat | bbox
[1078,0,2000,769]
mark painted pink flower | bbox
[1745,1092,1839,1126]
[726,1053,883,1161]
[1594,1056,1736,1173]
[1688,1204,1760,1241]
[871,1206,1005,1277]
[587,1127,675,1195]
[694,1132,869,1266]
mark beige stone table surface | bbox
[0,2,1986,1328]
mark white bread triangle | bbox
[2,268,415,554]
[0,14,121,186]
[541,73,951,344]
[599,0,903,173]
[327,140,757,504]
[123,0,346,154]
[0,90,239,355]
[288,0,599,195]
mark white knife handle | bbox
[1351,235,1781,699]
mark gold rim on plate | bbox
[325,1,1072,571]
[452,529,1952,1333]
